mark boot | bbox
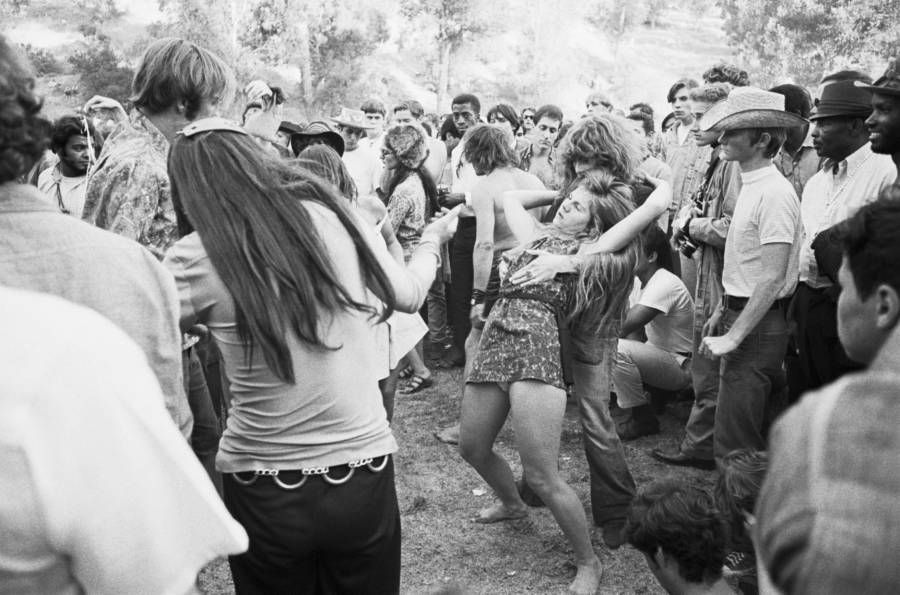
[616,404,660,441]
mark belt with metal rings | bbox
[230,455,390,490]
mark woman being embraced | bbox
[163,119,457,594]
[459,171,670,595]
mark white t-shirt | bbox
[723,165,802,299]
[450,140,478,194]
[342,144,382,198]
[633,268,694,355]
[0,287,247,595]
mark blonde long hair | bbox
[565,172,640,336]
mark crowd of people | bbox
[2,31,900,595]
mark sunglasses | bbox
[179,117,248,138]
[587,101,612,109]
[522,114,535,120]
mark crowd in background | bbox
[3,31,900,595]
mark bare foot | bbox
[474,501,528,524]
[568,556,603,595]
[434,424,460,445]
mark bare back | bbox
[472,167,545,253]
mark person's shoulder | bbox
[165,231,208,268]
[511,168,545,189]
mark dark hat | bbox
[855,58,900,96]
[810,81,873,120]
[292,121,344,156]
[278,120,305,135]
[329,107,374,130]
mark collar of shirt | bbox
[822,143,874,179]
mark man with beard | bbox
[37,116,99,218]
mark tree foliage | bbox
[718,0,900,86]
[67,33,134,103]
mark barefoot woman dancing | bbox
[459,172,670,594]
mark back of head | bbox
[557,113,639,189]
[629,102,654,117]
[463,124,518,174]
[840,191,900,302]
[439,115,460,141]
[0,35,49,183]
[769,83,813,119]
[625,479,728,586]
[167,128,395,383]
[640,224,672,271]
[626,110,654,136]
[131,37,235,120]
[689,82,733,106]
[703,62,750,87]
[296,144,358,202]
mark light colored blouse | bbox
[164,202,436,471]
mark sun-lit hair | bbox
[555,114,640,192]
[296,144,358,203]
[703,62,750,87]
[689,82,733,105]
[131,37,235,119]
[564,172,639,336]
[0,35,49,183]
[167,129,397,384]
[463,124,518,174]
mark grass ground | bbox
[199,358,717,595]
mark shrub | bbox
[67,35,133,103]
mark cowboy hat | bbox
[330,107,374,130]
[291,121,344,156]
[855,58,900,97]
[699,87,807,131]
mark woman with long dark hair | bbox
[381,124,440,392]
[163,119,458,594]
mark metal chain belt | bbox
[230,455,389,490]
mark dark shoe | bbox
[442,344,465,367]
[650,447,716,470]
[601,519,626,549]
[723,551,756,577]
[616,405,659,441]
[516,478,546,508]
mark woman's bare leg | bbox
[459,382,527,522]
[509,380,603,595]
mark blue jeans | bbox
[713,307,789,462]
[570,333,636,524]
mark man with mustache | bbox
[37,115,99,218]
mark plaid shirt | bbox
[83,112,176,260]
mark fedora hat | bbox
[699,87,807,131]
[810,81,873,120]
[855,58,900,97]
[330,107,374,130]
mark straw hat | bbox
[855,58,900,97]
[329,107,373,130]
[699,87,807,131]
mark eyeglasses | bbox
[179,117,248,138]
[587,101,612,109]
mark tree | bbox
[399,0,491,111]
[717,0,900,86]
[68,34,134,102]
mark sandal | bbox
[402,373,434,393]
[397,365,413,379]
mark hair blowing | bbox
[168,131,396,384]
[566,172,639,337]
[556,114,640,192]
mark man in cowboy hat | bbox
[695,86,805,463]
[788,79,896,402]
[858,58,900,183]
[289,121,345,157]
[332,106,381,198]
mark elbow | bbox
[474,240,494,252]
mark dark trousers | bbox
[184,347,221,491]
[224,457,401,595]
[714,307,789,462]
[787,283,863,404]
[448,218,476,352]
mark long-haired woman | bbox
[163,119,457,594]
[459,172,669,595]
[381,124,440,393]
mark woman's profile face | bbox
[553,186,594,234]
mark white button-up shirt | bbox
[799,144,895,287]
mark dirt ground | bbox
[199,364,717,595]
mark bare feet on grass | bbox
[568,556,603,595]
[474,501,528,523]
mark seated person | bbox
[715,449,768,594]
[613,224,694,440]
[624,480,733,595]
